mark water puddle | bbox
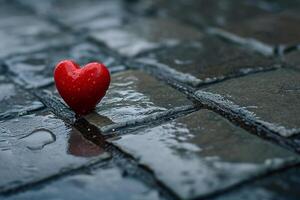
[19,129,56,151]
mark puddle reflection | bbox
[68,128,104,157]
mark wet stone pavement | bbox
[0,0,300,200]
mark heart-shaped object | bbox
[54,60,110,115]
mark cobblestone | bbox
[0,110,110,193]
[0,75,44,120]
[197,68,300,137]
[0,1,74,59]
[90,17,202,57]
[1,0,300,199]
[225,11,300,46]
[134,37,280,87]
[111,109,298,199]
[85,70,194,129]
[2,164,163,200]
[213,167,300,200]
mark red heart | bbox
[54,60,110,115]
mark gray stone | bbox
[0,76,44,119]
[225,11,300,46]
[284,50,300,69]
[1,166,162,200]
[134,0,274,28]
[111,109,299,199]
[5,42,121,89]
[90,17,202,57]
[0,2,74,59]
[85,70,194,128]
[198,68,300,137]
[18,0,125,31]
[135,37,279,87]
[0,110,110,192]
[213,167,300,200]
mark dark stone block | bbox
[0,2,74,59]
[90,17,202,57]
[0,110,110,193]
[135,37,279,87]
[111,109,298,199]
[1,165,162,200]
[0,76,44,119]
[197,68,300,137]
[213,167,300,200]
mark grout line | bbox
[134,63,300,154]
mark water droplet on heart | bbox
[20,129,56,150]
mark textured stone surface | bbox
[131,0,277,28]
[0,110,110,192]
[284,50,300,69]
[85,70,194,127]
[0,75,44,119]
[90,17,202,57]
[5,42,121,89]
[225,11,300,46]
[1,165,162,200]
[213,167,300,200]
[19,0,125,32]
[135,37,279,86]
[199,68,300,137]
[0,2,74,59]
[1,0,300,199]
[111,109,298,199]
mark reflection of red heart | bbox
[54,60,110,115]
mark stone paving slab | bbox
[145,0,271,28]
[225,11,300,46]
[90,17,202,57]
[18,0,126,32]
[83,70,194,128]
[1,165,163,200]
[213,167,300,200]
[0,1,74,59]
[0,110,110,193]
[134,37,280,87]
[283,50,300,69]
[4,41,122,89]
[137,1,300,47]
[0,75,44,120]
[110,109,299,199]
[197,68,300,137]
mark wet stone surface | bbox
[18,0,126,32]
[0,1,74,59]
[85,70,194,128]
[2,164,163,200]
[0,75,44,119]
[132,0,278,28]
[213,167,300,200]
[90,17,202,57]
[111,109,299,199]
[225,11,300,46]
[284,50,300,69]
[135,37,280,87]
[0,110,110,193]
[5,41,122,89]
[198,68,300,137]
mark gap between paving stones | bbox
[133,64,300,154]
[0,151,110,196]
[5,1,300,199]
[4,68,196,200]
[128,56,282,88]
[202,163,300,200]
